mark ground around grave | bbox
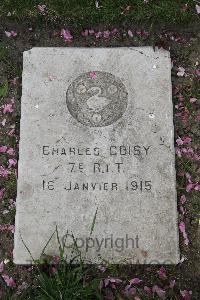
[0,1,200,299]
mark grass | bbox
[0,0,199,30]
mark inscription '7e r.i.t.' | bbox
[14,47,179,265]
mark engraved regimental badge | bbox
[66,71,128,127]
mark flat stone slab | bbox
[14,47,179,264]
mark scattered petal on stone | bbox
[177,67,185,77]
[89,71,97,79]
[48,75,57,81]
[2,275,16,287]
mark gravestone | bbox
[14,47,180,264]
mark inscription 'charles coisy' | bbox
[42,145,151,157]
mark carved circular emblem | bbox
[66,71,128,127]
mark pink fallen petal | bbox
[169,279,176,289]
[10,31,17,37]
[94,31,102,38]
[179,221,185,233]
[182,136,192,144]
[0,188,5,200]
[177,67,185,77]
[61,29,73,42]
[2,275,16,287]
[89,29,95,35]
[7,148,15,155]
[103,30,110,39]
[180,290,192,300]
[144,286,151,295]
[0,166,9,178]
[3,103,13,114]
[81,29,89,37]
[0,146,7,153]
[175,147,182,157]
[196,4,200,14]
[190,97,197,103]
[5,31,12,37]
[48,75,57,81]
[130,278,142,285]
[185,172,191,180]
[109,277,122,284]
[152,285,165,298]
[1,119,6,126]
[196,69,200,76]
[125,285,136,296]
[112,28,118,35]
[176,137,183,145]
[8,158,17,168]
[98,265,106,272]
[8,129,15,136]
[0,261,4,272]
[180,205,185,215]
[38,4,46,12]
[52,255,60,265]
[89,71,97,79]
[180,195,187,205]
[134,296,141,300]
[186,182,195,192]
[157,266,167,279]
[0,224,15,233]
[194,183,200,191]
[128,30,133,37]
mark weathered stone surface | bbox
[14,47,179,264]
